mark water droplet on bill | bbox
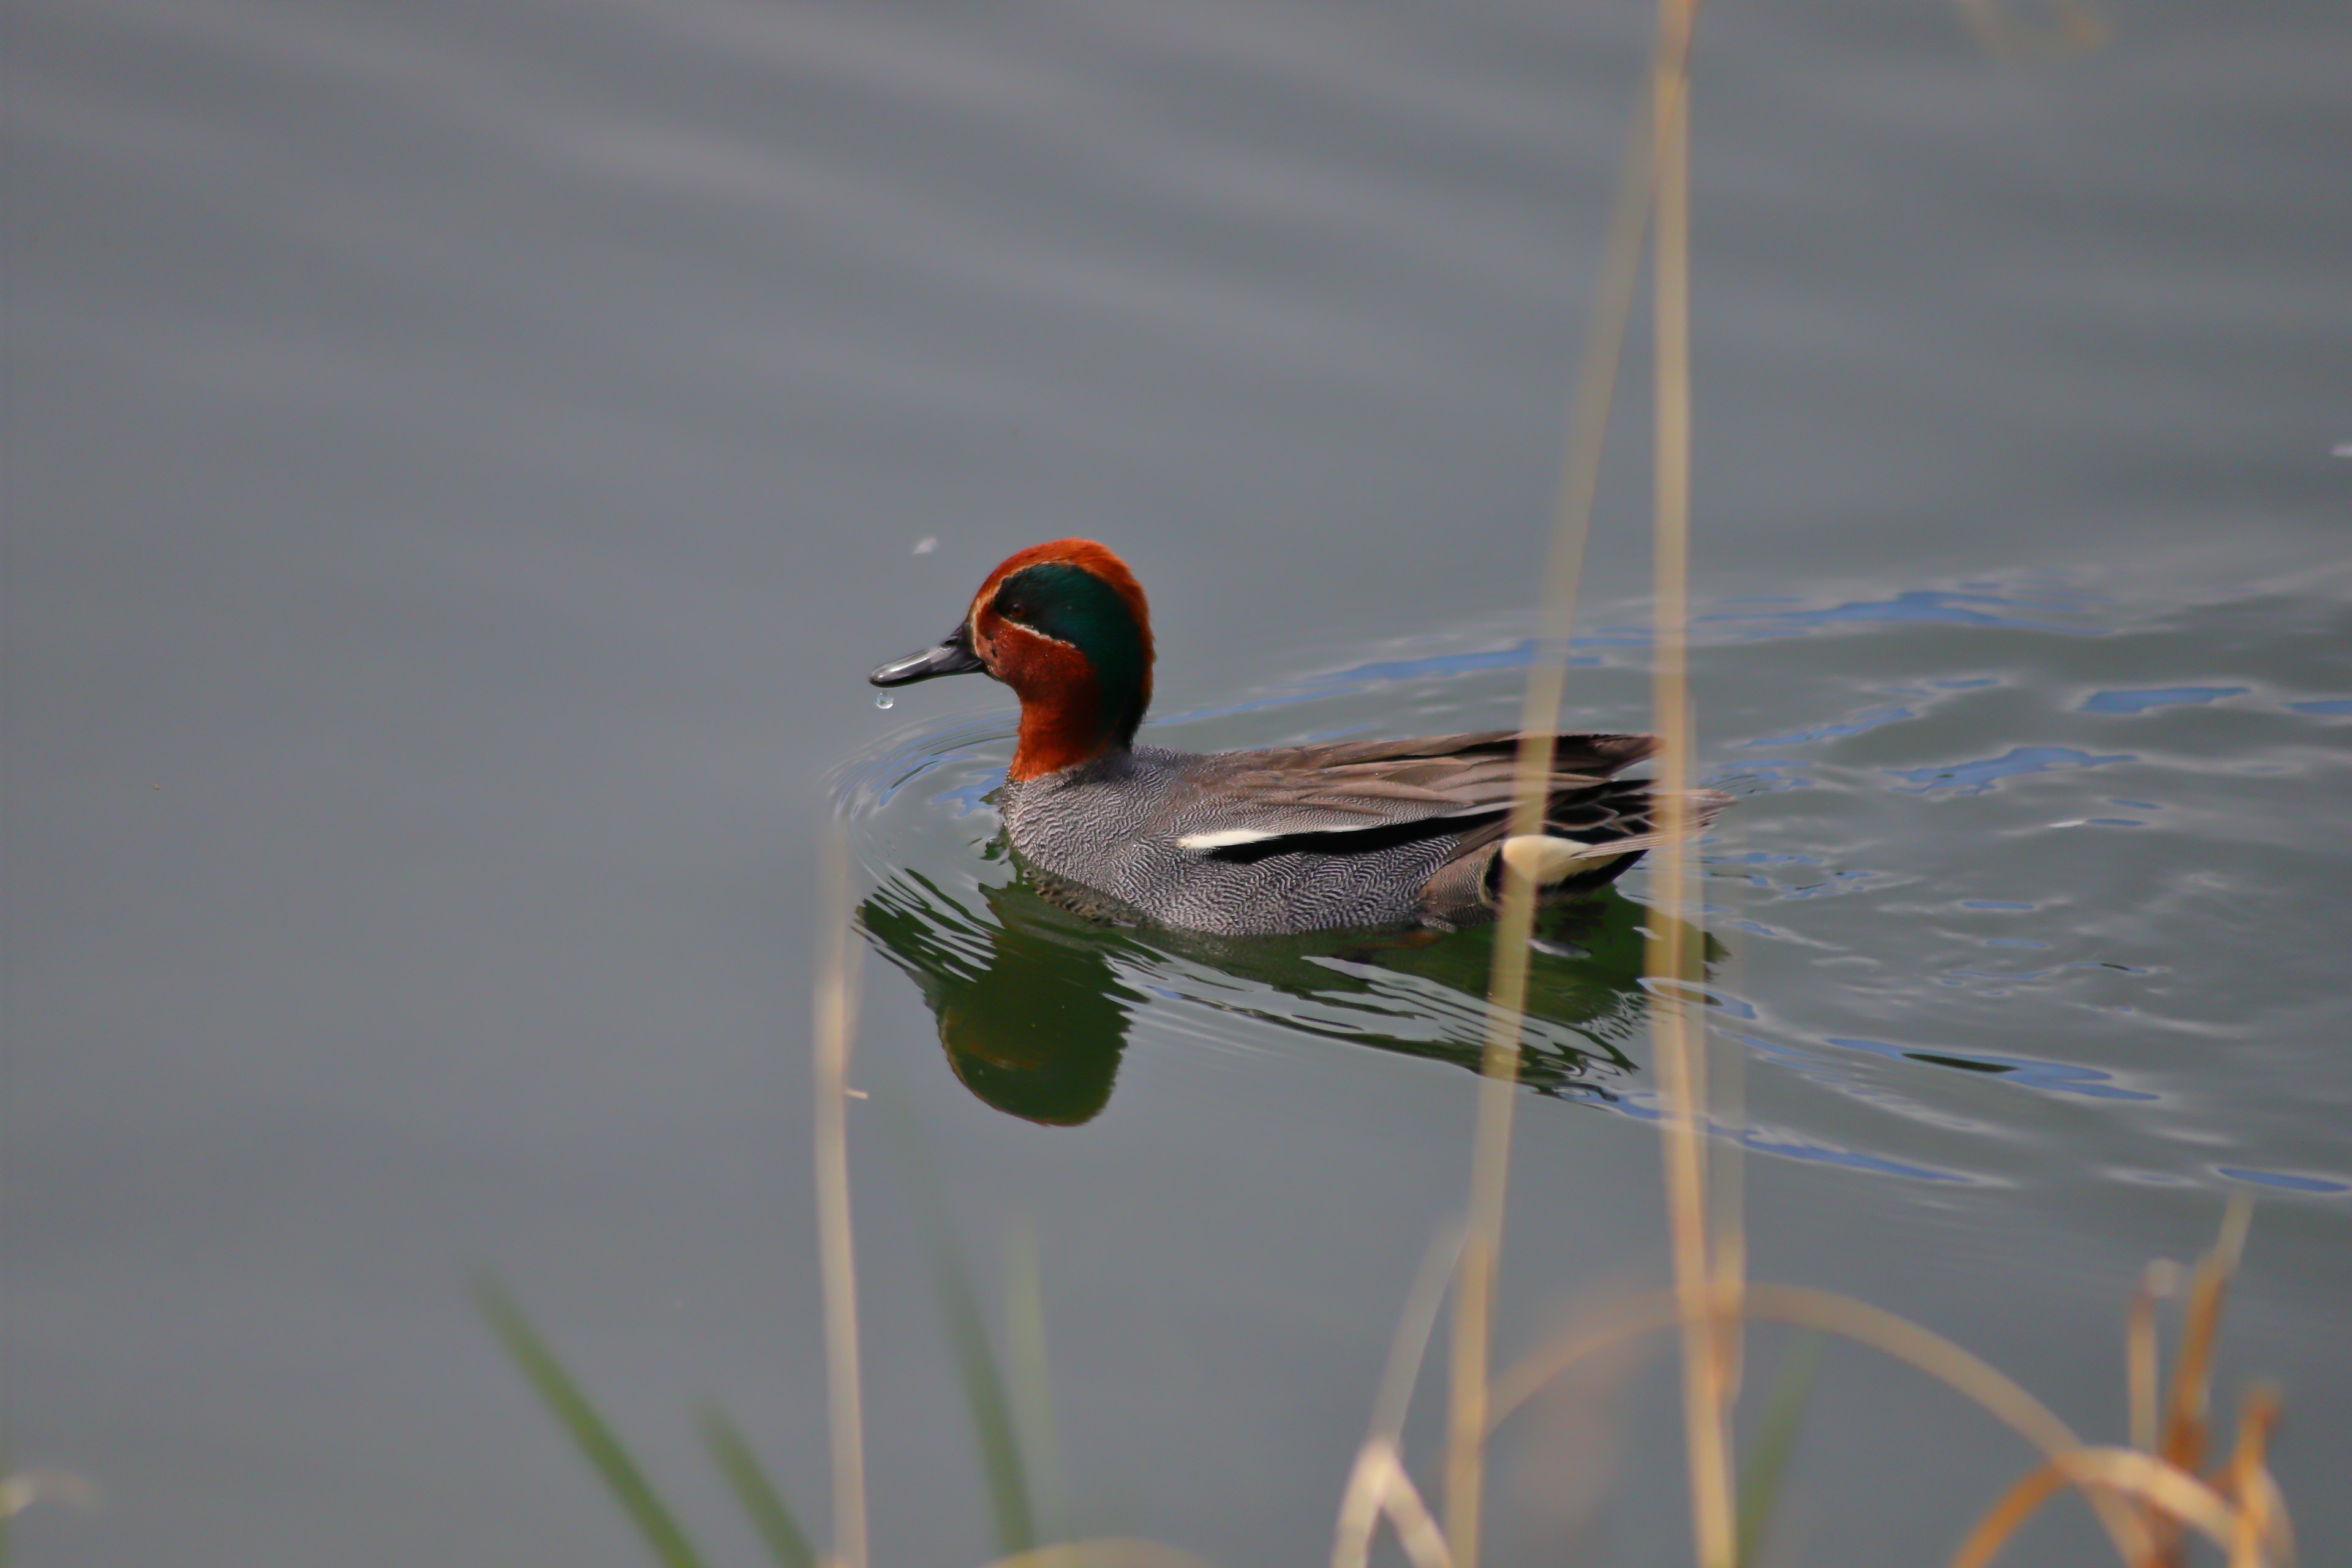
[875,695,894,709]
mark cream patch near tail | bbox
[1499,832,1649,885]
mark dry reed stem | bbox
[2138,1194,2255,1567]
[1642,0,1735,1562]
[2218,1384,2278,1502]
[1441,23,1672,1562]
[1947,1448,2251,1568]
[1951,1462,2076,1568]
[2237,1468,2295,1568]
[2127,1260,2180,1456]
[977,1542,1219,1568]
[1335,1445,1458,1568]
[1707,990,1747,1408]
[1333,1441,1405,1568]
[1336,1227,1465,1568]
[814,832,870,1568]
[1376,1450,1458,1568]
[1954,0,2113,64]
[1740,1285,2145,1562]
[0,1468,100,1518]
[2220,1385,2286,1568]
[1483,1283,2149,1561]
[1703,694,1752,1429]
[2161,1193,2252,1477]
[1486,1288,1682,1433]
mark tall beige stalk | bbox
[813,833,870,1568]
[1440,47,1672,1568]
[1644,0,1737,1563]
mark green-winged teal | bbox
[871,540,1724,936]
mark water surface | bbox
[8,0,2350,1563]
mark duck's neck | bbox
[1009,683,1127,782]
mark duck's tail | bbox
[1417,780,1730,922]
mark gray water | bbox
[7,0,2350,1563]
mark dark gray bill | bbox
[870,627,986,686]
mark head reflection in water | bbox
[860,875,1142,1125]
[861,871,1713,1127]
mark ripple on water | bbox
[2079,686,2247,714]
[839,575,2352,1200]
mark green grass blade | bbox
[695,1404,817,1568]
[1735,1330,1825,1567]
[869,1072,1037,1555]
[473,1275,705,1568]
[1002,1219,1069,1544]
[930,1223,1037,1554]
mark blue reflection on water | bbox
[1700,589,2103,636]
[1826,1037,2160,1101]
[2286,698,2352,716]
[1709,760,1814,794]
[1613,1091,1973,1183]
[2080,686,2247,714]
[2215,1167,2351,1194]
[1738,706,1915,748]
[1890,745,2135,794]
[1310,641,1547,683]
[932,780,1001,816]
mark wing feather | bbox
[1158,731,1676,854]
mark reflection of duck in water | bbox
[861,872,1714,1126]
[860,874,1142,1126]
[871,540,1725,936]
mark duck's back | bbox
[1000,732,1683,937]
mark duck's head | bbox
[871,539,1155,781]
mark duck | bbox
[870,539,1724,937]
